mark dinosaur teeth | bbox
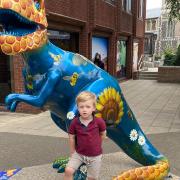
[0,9,39,37]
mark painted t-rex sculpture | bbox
[0,0,169,179]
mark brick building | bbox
[0,0,146,113]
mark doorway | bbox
[0,53,11,104]
[133,42,139,72]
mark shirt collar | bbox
[78,116,95,126]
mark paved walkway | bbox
[0,80,180,179]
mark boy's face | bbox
[78,100,96,120]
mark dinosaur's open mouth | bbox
[0,9,44,37]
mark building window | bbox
[138,0,143,18]
[166,21,175,38]
[116,40,127,78]
[48,29,79,53]
[104,0,116,5]
[92,36,108,71]
[146,20,151,31]
[144,37,151,54]
[122,0,132,13]
[152,20,156,31]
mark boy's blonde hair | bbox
[76,91,97,107]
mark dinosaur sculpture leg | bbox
[51,112,67,133]
[94,83,169,180]
[107,125,169,180]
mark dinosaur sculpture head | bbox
[0,0,48,55]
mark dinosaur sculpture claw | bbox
[5,94,19,112]
[52,157,69,170]
[52,157,87,179]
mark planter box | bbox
[158,66,180,83]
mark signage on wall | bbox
[116,40,127,78]
[48,30,70,40]
[92,36,108,71]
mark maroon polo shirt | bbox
[68,117,106,156]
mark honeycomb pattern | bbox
[0,0,47,27]
[112,160,169,180]
[0,0,48,55]
[0,30,47,55]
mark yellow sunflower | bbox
[95,87,124,126]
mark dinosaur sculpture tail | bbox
[112,160,169,180]
[95,87,170,179]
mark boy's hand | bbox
[100,130,106,140]
[69,134,76,156]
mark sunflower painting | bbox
[95,87,124,126]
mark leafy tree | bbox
[165,0,180,21]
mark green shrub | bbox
[163,48,176,66]
[173,45,180,66]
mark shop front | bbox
[92,36,108,71]
[0,53,11,105]
[116,39,127,79]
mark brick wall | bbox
[45,0,88,22]
[96,1,116,29]
[158,66,180,83]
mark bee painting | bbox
[26,74,33,90]
[63,72,80,86]
[72,54,93,66]
[49,52,61,64]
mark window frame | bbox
[138,0,143,19]
[165,21,175,38]
[104,0,116,6]
[122,0,132,13]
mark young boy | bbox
[64,91,106,180]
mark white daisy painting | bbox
[138,135,146,146]
[129,129,138,141]
[67,111,75,120]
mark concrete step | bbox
[139,74,158,77]
[139,76,158,80]
[138,71,158,80]
[139,72,158,75]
